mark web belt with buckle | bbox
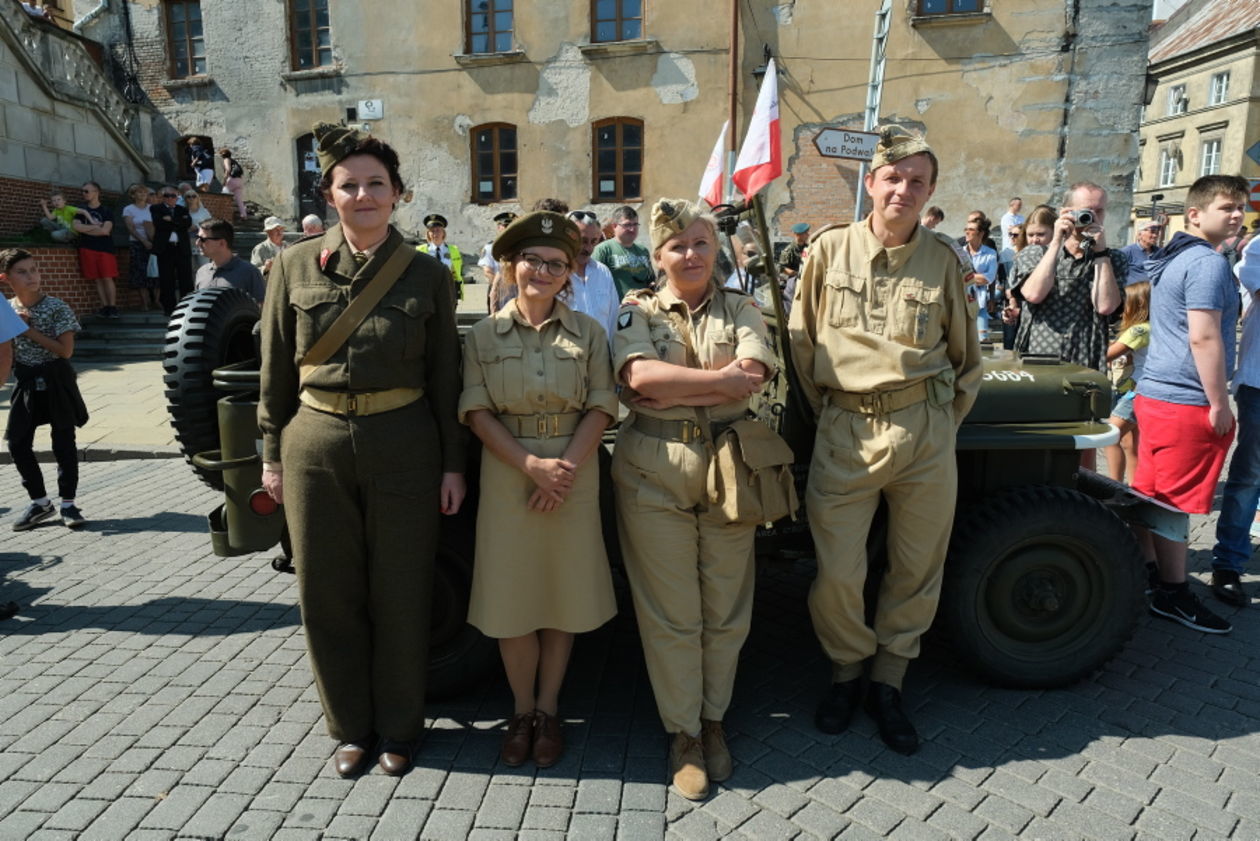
[299,386,423,417]
[497,412,582,439]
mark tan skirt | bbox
[467,434,617,638]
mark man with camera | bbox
[1011,181,1125,372]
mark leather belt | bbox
[299,386,423,417]
[631,414,735,444]
[498,412,582,439]
[827,381,928,415]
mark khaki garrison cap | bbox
[870,125,934,171]
[649,198,707,251]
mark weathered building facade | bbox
[1135,0,1260,235]
[72,0,1151,249]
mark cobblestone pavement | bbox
[0,459,1257,840]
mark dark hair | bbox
[1186,174,1249,212]
[82,180,101,192]
[199,217,235,247]
[924,206,944,222]
[0,248,35,274]
[611,205,638,223]
[317,136,406,195]
[532,197,570,214]
[219,148,233,159]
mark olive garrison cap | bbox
[492,211,581,263]
[649,198,708,251]
[869,125,934,171]
[313,122,370,177]
[424,214,448,229]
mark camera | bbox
[1069,209,1096,229]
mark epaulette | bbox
[291,231,323,246]
[932,231,975,275]
[809,222,850,245]
[623,287,656,302]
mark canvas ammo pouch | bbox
[705,417,799,527]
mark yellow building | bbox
[1135,0,1260,237]
[73,0,1150,248]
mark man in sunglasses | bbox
[193,219,266,303]
[150,185,194,315]
[592,206,653,297]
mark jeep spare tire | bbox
[940,485,1143,688]
[164,288,261,490]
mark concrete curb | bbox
[0,444,183,464]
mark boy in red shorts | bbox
[1133,174,1249,633]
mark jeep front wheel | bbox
[940,485,1143,688]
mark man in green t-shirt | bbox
[592,206,654,298]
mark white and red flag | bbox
[731,58,781,200]
[698,121,729,208]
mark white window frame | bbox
[1158,149,1177,187]
[1209,71,1230,106]
[1167,84,1187,116]
[1200,138,1222,176]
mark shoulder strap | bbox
[298,242,416,384]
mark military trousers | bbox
[806,399,956,688]
[281,399,441,742]
[612,422,756,736]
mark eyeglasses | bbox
[568,211,598,224]
[517,253,570,278]
[162,192,178,198]
[195,235,223,242]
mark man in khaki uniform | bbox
[788,128,982,755]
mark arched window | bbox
[592,118,643,202]
[471,124,518,204]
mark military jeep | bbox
[164,279,1180,698]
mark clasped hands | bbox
[525,454,578,513]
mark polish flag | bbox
[698,121,729,208]
[731,58,781,200]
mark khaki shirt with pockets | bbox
[788,218,982,422]
[613,283,779,424]
[458,300,618,423]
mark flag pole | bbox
[855,0,892,221]
[725,0,739,204]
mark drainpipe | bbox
[73,0,111,34]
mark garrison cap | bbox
[649,198,707,252]
[492,211,581,263]
[791,222,810,234]
[493,211,518,226]
[424,214,448,229]
[870,125,933,171]
[313,122,368,177]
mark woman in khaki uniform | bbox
[460,212,618,769]
[258,124,466,779]
[612,199,778,801]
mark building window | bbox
[164,1,205,78]
[1200,139,1222,176]
[1167,84,1187,116]
[591,0,642,43]
[592,118,643,201]
[1209,71,1230,106]
[1158,149,1177,188]
[467,0,513,53]
[916,0,983,13]
[471,124,517,204]
[290,0,332,70]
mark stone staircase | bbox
[76,309,167,360]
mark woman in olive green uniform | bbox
[460,212,618,769]
[612,199,778,801]
[258,124,466,779]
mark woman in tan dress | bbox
[459,211,618,768]
[611,199,777,801]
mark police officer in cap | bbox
[418,213,464,300]
[789,126,981,755]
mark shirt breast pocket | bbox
[892,283,944,348]
[381,296,433,360]
[551,337,586,404]
[289,286,344,358]
[478,342,525,407]
[649,323,685,365]
[825,270,867,330]
[706,324,738,369]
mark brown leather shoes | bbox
[669,732,709,801]
[500,712,535,767]
[700,720,732,782]
[532,710,564,768]
[333,739,372,778]
[378,739,413,776]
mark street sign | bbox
[1246,141,1260,168]
[1249,179,1260,214]
[813,128,879,162]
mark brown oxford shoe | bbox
[532,710,564,769]
[378,738,414,776]
[500,712,535,767]
[332,738,373,778]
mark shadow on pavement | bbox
[84,512,206,536]
[0,594,299,636]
